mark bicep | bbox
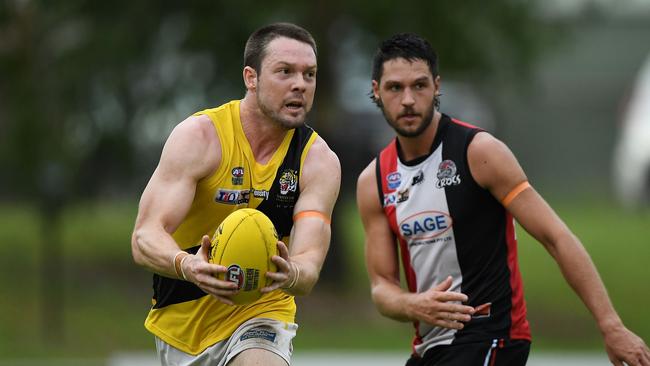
[134,116,219,234]
[468,132,570,253]
[357,163,401,287]
[294,138,341,216]
[468,132,528,202]
[135,165,197,234]
[287,139,341,258]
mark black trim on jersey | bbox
[397,114,451,167]
[256,125,314,238]
[152,245,206,309]
[438,119,513,344]
[375,156,384,207]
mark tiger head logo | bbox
[278,169,298,195]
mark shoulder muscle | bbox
[467,131,528,202]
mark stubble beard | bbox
[257,90,308,130]
[378,97,436,138]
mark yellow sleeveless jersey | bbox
[144,100,318,355]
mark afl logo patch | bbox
[435,160,461,188]
[226,264,244,290]
[386,172,402,190]
[231,167,244,185]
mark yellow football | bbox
[208,208,279,305]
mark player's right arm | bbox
[131,115,238,303]
[357,160,475,329]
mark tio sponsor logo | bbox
[215,189,250,205]
[399,211,453,239]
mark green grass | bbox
[0,201,151,359]
[516,199,650,348]
[0,197,648,359]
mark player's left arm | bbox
[468,132,650,366]
[262,136,341,296]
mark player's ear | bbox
[433,75,441,94]
[371,80,380,100]
[243,66,258,91]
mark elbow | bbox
[370,285,390,316]
[370,282,412,322]
[131,229,146,266]
[540,230,578,260]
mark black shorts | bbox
[405,338,531,366]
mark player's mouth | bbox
[399,113,420,122]
[284,100,304,112]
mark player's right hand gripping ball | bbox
[208,208,279,305]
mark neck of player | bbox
[240,95,291,164]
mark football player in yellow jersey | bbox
[131,23,341,366]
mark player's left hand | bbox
[603,323,650,366]
[261,241,296,293]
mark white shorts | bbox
[155,318,298,366]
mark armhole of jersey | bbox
[194,110,230,184]
[299,131,318,181]
[464,128,486,189]
[374,156,384,208]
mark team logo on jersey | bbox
[383,193,397,206]
[214,188,250,205]
[399,210,453,239]
[411,170,424,186]
[386,172,402,190]
[225,264,244,290]
[435,160,461,188]
[231,167,245,185]
[278,169,298,195]
[397,188,410,203]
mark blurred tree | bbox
[0,0,551,342]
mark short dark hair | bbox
[371,33,438,83]
[370,33,439,107]
[244,23,317,73]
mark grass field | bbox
[0,196,648,359]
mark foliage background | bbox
[1,0,649,362]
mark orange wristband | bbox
[293,210,331,225]
[501,181,531,207]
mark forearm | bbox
[132,226,184,279]
[371,281,414,322]
[550,232,622,333]
[283,243,329,296]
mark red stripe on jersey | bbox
[505,213,532,341]
[379,139,400,234]
[451,118,480,130]
[379,139,399,192]
[379,140,423,352]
